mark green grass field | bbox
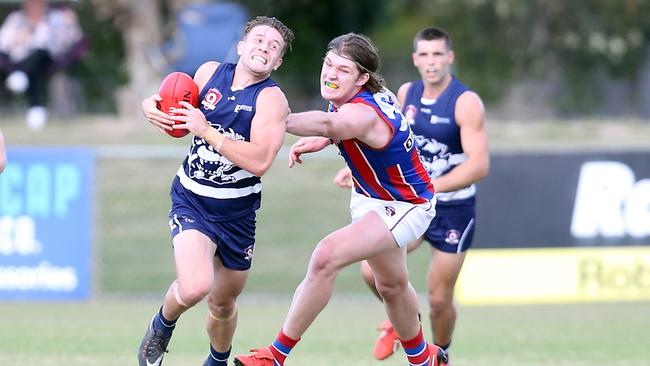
[1,299,648,365]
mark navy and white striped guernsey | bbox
[403,76,475,204]
[170,63,278,221]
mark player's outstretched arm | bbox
[286,103,375,141]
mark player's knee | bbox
[427,291,452,313]
[207,298,237,321]
[308,239,340,278]
[176,281,210,306]
[375,277,409,302]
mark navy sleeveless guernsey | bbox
[171,63,278,221]
[403,77,475,205]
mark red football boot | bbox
[373,319,400,360]
[428,343,449,366]
[233,347,277,366]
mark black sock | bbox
[153,306,177,338]
[205,344,231,366]
[435,341,451,352]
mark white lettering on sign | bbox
[571,161,650,239]
[0,216,42,255]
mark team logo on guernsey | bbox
[405,105,417,125]
[384,206,396,217]
[444,229,461,245]
[243,245,254,261]
[201,88,222,110]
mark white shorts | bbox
[350,190,437,247]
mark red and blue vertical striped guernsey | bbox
[331,88,435,204]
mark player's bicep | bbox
[326,103,375,140]
[250,87,289,153]
[456,92,488,159]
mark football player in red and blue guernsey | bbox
[333,27,489,365]
[234,33,448,366]
[138,16,294,366]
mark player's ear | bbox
[448,50,455,64]
[236,40,244,56]
[356,72,370,87]
[273,57,283,70]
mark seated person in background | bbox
[0,129,6,174]
[0,0,83,130]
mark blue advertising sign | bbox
[0,147,93,300]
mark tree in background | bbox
[237,0,388,110]
[373,0,649,117]
[74,0,650,119]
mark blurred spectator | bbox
[0,0,83,130]
[0,129,5,174]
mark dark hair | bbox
[327,33,385,93]
[413,27,452,51]
[243,16,294,55]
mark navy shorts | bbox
[423,203,475,254]
[168,203,256,271]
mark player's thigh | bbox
[318,211,398,268]
[406,237,425,254]
[366,245,409,286]
[427,248,466,294]
[173,229,217,286]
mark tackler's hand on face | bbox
[141,94,174,134]
[171,101,212,139]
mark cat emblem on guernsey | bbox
[201,88,222,110]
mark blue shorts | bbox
[423,202,475,254]
[168,203,256,271]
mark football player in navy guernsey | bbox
[333,27,489,364]
[234,33,447,366]
[138,16,293,366]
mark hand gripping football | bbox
[157,72,199,138]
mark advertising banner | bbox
[460,150,650,304]
[475,151,650,248]
[0,147,93,300]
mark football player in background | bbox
[138,16,294,366]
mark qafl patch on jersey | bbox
[444,229,461,245]
[384,205,396,217]
[201,88,223,110]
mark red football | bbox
[157,72,199,138]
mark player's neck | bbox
[330,86,362,109]
[232,64,269,90]
[422,75,452,99]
